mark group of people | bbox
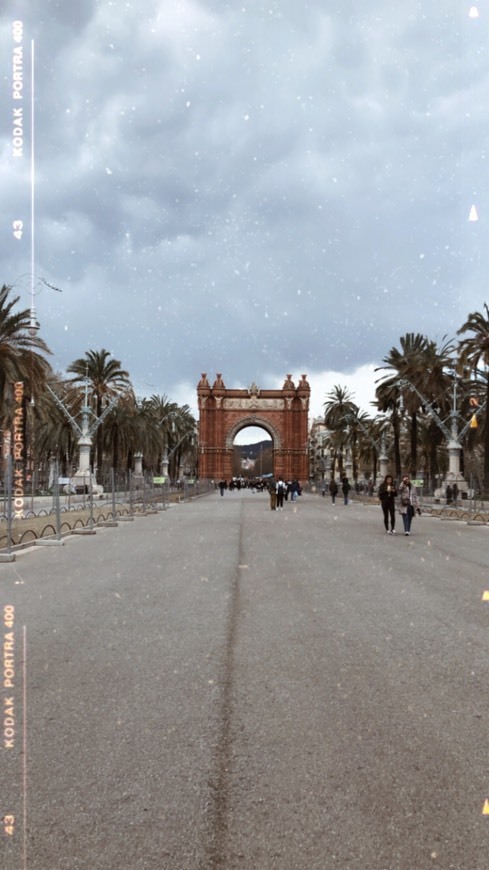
[268,478,302,510]
[322,477,350,505]
[217,478,302,507]
[445,482,459,504]
[217,477,268,494]
[218,472,421,535]
[378,474,420,535]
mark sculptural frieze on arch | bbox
[197,373,310,481]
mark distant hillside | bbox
[233,439,273,477]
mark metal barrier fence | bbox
[0,469,215,553]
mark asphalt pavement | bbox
[1,490,488,869]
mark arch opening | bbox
[232,424,273,479]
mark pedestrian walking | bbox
[290,479,300,502]
[276,478,286,510]
[268,480,277,511]
[378,474,397,534]
[398,474,420,535]
[218,480,227,496]
[329,478,338,504]
[341,476,350,505]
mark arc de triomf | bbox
[197,373,310,481]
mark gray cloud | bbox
[1,0,487,412]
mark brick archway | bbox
[197,374,310,481]
[225,416,282,451]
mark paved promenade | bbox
[1,490,488,869]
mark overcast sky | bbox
[1,1,487,430]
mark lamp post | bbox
[378,430,389,479]
[158,410,179,479]
[133,451,143,476]
[396,375,486,496]
[46,379,122,494]
[10,272,62,338]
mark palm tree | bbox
[144,394,180,474]
[374,378,403,479]
[323,385,357,429]
[322,427,349,480]
[167,404,196,480]
[323,385,358,479]
[143,395,197,480]
[350,412,383,485]
[66,349,131,481]
[377,333,456,485]
[0,283,52,428]
[343,408,371,485]
[129,397,167,473]
[457,304,489,491]
[376,333,431,476]
[31,375,79,479]
[102,389,141,474]
[416,415,447,491]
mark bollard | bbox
[163,481,167,511]
[88,472,94,530]
[36,460,64,546]
[111,467,116,520]
[55,461,61,539]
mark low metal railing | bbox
[0,468,215,553]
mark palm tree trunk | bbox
[429,437,437,494]
[352,433,358,483]
[484,376,489,493]
[392,411,401,479]
[112,425,119,471]
[410,412,417,477]
[96,395,103,483]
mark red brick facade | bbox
[197,374,310,482]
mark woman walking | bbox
[398,474,420,535]
[378,474,397,534]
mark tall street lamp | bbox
[396,375,485,495]
[46,378,122,494]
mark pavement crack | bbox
[205,501,244,868]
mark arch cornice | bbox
[225,415,282,450]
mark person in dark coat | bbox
[341,476,350,505]
[378,474,398,534]
[329,478,338,504]
[276,478,286,510]
[290,479,300,502]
